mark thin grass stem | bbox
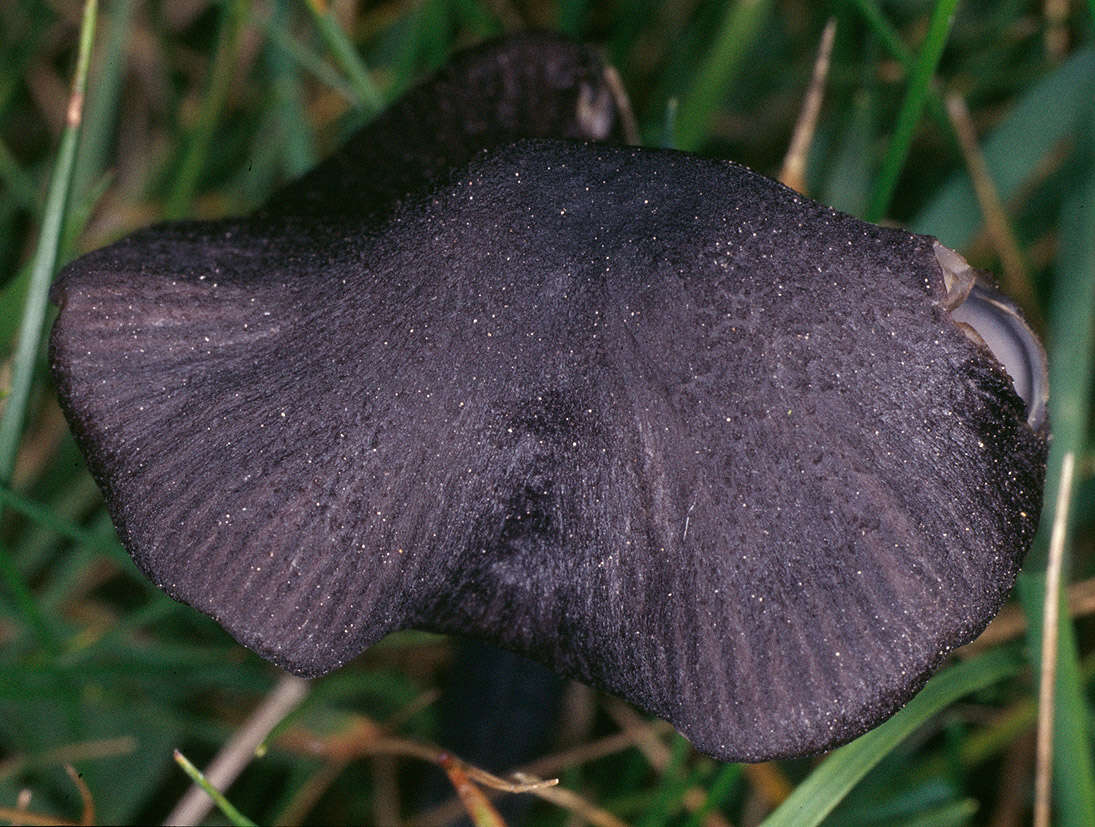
[166,0,249,219]
[173,749,258,827]
[761,648,1024,827]
[865,0,959,221]
[1035,452,1076,827]
[304,0,384,112]
[0,0,98,484]
[673,0,774,152]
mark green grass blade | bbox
[1,167,108,354]
[166,0,249,219]
[304,0,384,113]
[844,0,952,143]
[0,486,121,559]
[0,538,61,652]
[1015,99,1095,827]
[256,8,359,103]
[900,798,978,826]
[636,734,692,827]
[267,0,316,179]
[912,46,1095,245]
[0,0,100,656]
[673,0,774,152]
[846,0,912,66]
[173,749,258,827]
[822,89,876,217]
[7,469,103,573]
[0,0,98,485]
[761,648,1023,827]
[865,0,959,221]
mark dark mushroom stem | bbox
[49,36,1047,764]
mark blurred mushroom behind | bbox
[48,36,1047,763]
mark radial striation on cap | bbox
[49,36,1047,763]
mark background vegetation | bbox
[2,0,1094,824]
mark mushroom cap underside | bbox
[49,140,1047,762]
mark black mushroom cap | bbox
[48,40,1047,764]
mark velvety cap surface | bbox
[50,137,1046,761]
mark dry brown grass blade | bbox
[960,575,1095,656]
[604,65,641,146]
[779,18,836,194]
[64,765,94,827]
[511,774,629,827]
[385,688,441,731]
[274,758,347,826]
[0,806,80,826]
[462,765,557,794]
[410,718,678,826]
[602,699,735,826]
[275,686,442,823]
[602,698,673,766]
[0,736,138,781]
[743,763,793,808]
[1034,451,1075,827]
[440,754,508,827]
[166,674,311,826]
[275,713,634,827]
[988,730,1035,827]
[944,92,1039,325]
[0,762,102,827]
[369,756,401,827]
[1044,0,1069,58]
[278,714,626,823]
[522,721,674,779]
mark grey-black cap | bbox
[48,37,1048,763]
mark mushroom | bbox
[48,35,1047,763]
